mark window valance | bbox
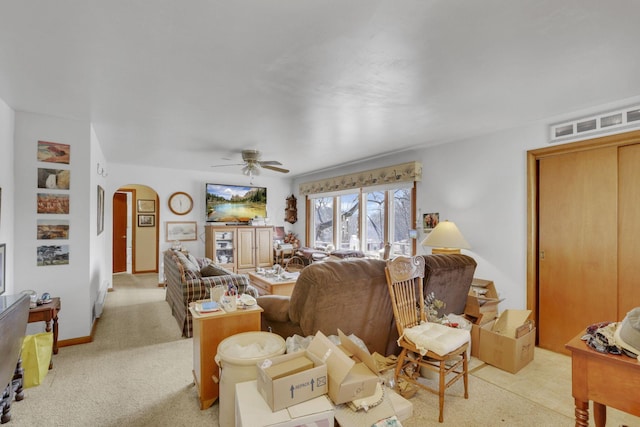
[299,161,422,196]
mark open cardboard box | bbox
[464,278,504,323]
[306,330,379,405]
[257,348,328,411]
[477,309,536,374]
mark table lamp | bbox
[421,220,470,254]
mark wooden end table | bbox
[565,332,640,427]
[189,302,263,410]
[247,271,299,296]
[28,297,61,370]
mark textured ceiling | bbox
[2,1,640,177]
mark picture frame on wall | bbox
[166,221,197,241]
[137,199,155,213]
[97,185,105,235]
[423,212,440,232]
[138,214,155,227]
[0,243,5,295]
[37,140,70,164]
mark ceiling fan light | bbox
[242,163,259,176]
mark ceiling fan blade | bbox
[211,162,244,168]
[262,165,290,174]
[258,160,283,166]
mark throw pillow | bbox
[201,264,230,277]
[175,251,200,274]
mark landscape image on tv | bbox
[206,183,267,223]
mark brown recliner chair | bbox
[421,254,477,318]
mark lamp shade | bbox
[421,220,470,253]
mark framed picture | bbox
[423,212,440,232]
[37,193,70,214]
[37,140,70,164]
[166,221,197,241]
[37,168,70,189]
[138,214,155,227]
[37,244,69,266]
[97,185,105,235]
[0,243,5,295]
[37,220,70,239]
[137,199,155,213]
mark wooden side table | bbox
[247,272,299,296]
[189,302,263,410]
[565,333,640,427]
[28,297,61,370]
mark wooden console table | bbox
[247,271,299,296]
[565,333,640,427]
[28,297,60,370]
[188,302,262,410]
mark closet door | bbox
[618,144,640,316]
[538,147,618,354]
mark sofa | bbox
[256,254,477,357]
[163,249,254,338]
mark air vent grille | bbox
[550,105,640,143]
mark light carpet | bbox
[6,273,635,426]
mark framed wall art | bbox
[97,185,105,235]
[37,140,70,164]
[138,214,155,227]
[166,221,197,241]
[37,220,70,239]
[37,193,70,214]
[0,243,5,295]
[36,244,69,266]
[37,168,70,190]
[137,199,155,213]
[423,212,440,232]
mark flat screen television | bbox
[205,183,267,223]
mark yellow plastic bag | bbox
[21,332,53,388]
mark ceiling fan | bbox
[211,149,289,176]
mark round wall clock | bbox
[168,191,193,215]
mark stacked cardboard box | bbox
[476,310,536,373]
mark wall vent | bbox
[549,105,640,143]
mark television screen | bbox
[205,183,267,223]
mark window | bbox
[308,183,415,258]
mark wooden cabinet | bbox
[189,304,263,409]
[205,225,273,273]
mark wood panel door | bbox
[538,147,618,354]
[618,144,640,316]
[112,192,128,273]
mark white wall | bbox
[293,95,640,312]
[106,163,294,284]
[90,125,109,320]
[0,98,15,294]
[14,112,93,340]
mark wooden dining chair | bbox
[385,255,470,423]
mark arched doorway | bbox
[112,184,159,274]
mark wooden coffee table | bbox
[247,272,299,296]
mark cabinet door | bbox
[237,228,256,271]
[255,227,274,268]
[538,147,618,354]
[618,143,640,316]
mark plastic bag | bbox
[21,332,53,388]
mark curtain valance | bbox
[299,161,422,196]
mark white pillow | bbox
[402,322,470,357]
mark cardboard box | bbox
[477,310,536,373]
[306,330,379,405]
[236,380,334,427]
[464,278,504,322]
[257,349,328,411]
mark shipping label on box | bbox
[306,330,379,405]
[477,309,535,373]
[257,349,328,412]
